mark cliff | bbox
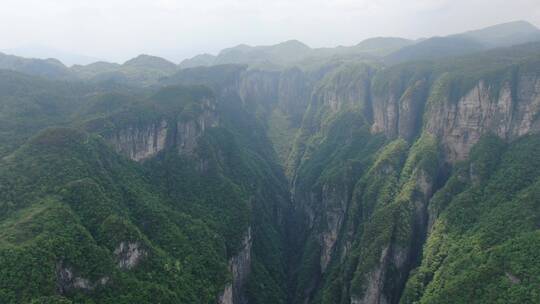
[158,45,540,303]
[218,228,252,304]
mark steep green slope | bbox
[1,30,540,304]
[401,135,540,304]
[71,55,178,86]
[0,76,292,303]
[0,70,139,157]
[0,128,230,303]
[283,42,540,304]
[162,42,540,303]
[0,53,72,79]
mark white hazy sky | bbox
[1,0,539,63]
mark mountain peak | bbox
[456,20,540,47]
[276,39,310,49]
[123,54,177,70]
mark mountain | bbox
[355,37,415,55]
[212,40,312,67]
[179,38,415,70]
[2,45,103,66]
[123,54,177,71]
[386,20,540,64]
[456,20,540,48]
[70,61,121,78]
[1,22,540,304]
[0,76,291,304]
[0,52,71,78]
[0,52,179,85]
[163,41,540,304]
[385,36,485,63]
[179,21,540,70]
[178,53,216,69]
[71,55,178,85]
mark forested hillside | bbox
[0,21,539,304]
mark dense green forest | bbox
[0,21,539,304]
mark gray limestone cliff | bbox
[108,120,168,161]
[218,228,252,304]
[104,98,219,161]
[425,76,540,161]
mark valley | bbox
[0,21,539,304]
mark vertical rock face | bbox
[351,246,405,304]
[349,163,435,304]
[397,80,429,141]
[106,98,219,161]
[108,120,168,161]
[277,68,311,124]
[425,76,540,162]
[370,74,540,162]
[218,228,252,304]
[238,70,280,111]
[313,65,373,119]
[319,183,349,273]
[371,79,429,141]
[176,99,220,155]
[114,242,146,270]
[371,92,399,138]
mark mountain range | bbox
[0,20,540,304]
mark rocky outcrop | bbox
[108,120,168,161]
[56,262,109,294]
[314,65,372,118]
[351,166,434,304]
[371,73,540,162]
[351,245,407,304]
[319,183,349,272]
[218,228,252,304]
[114,242,146,270]
[106,98,219,161]
[426,76,540,162]
[371,79,428,141]
[176,100,220,155]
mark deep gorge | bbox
[0,21,540,304]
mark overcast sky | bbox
[1,0,539,64]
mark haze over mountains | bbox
[2,20,539,77]
[1,19,540,304]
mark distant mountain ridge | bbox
[179,38,415,69]
[0,20,538,83]
[1,20,540,304]
[387,20,540,63]
[2,45,103,66]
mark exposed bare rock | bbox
[106,97,219,161]
[425,76,540,162]
[218,228,252,304]
[371,79,428,141]
[114,242,146,270]
[56,262,109,294]
[371,91,400,138]
[505,272,521,284]
[398,80,429,141]
[108,120,168,161]
[313,65,372,119]
[176,100,219,155]
[218,283,234,304]
[320,183,348,272]
[351,246,406,304]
